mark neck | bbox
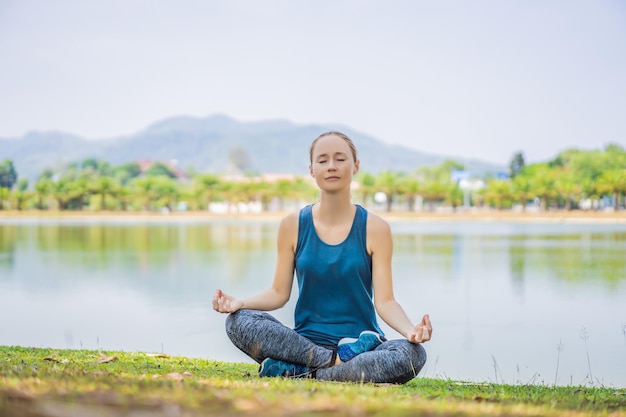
[317,191,354,222]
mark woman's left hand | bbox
[406,314,432,344]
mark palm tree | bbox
[444,183,464,211]
[420,180,448,211]
[482,179,512,210]
[397,176,420,212]
[12,179,31,210]
[91,176,118,211]
[0,187,9,210]
[511,174,532,212]
[272,179,296,211]
[596,169,626,210]
[553,169,584,210]
[527,165,557,210]
[132,177,159,211]
[116,185,132,211]
[51,178,72,210]
[376,171,400,212]
[355,172,377,208]
[153,177,180,211]
[196,174,222,209]
[34,178,52,210]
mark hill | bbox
[0,114,504,183]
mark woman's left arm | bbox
[368,215,432,344]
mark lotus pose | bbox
[213,131,432,383]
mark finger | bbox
[215,296,225,312]
[421,326,430,341]
[414,326,423,342]
[212,290,221,308]
[423,314,432,333]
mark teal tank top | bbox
[293,204,384,346]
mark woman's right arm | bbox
[212,213,298,313]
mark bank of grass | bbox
[1,346,624,417]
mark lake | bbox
[1,216,625,387]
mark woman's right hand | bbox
[212,289,244,313]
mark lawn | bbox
[0,346,624,417]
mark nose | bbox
[327,160,337,170]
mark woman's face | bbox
[309,134,359,191]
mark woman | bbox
[212,131,432,383]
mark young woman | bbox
[212,131,432,383]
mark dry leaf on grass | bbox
[43,357,68,364]
[95,352,118,364]
[145,353,170,358]
[164,372,194,381]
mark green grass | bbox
[1,346,624,417]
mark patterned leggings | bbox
[225,309,427,384]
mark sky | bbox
[1,0,625,165]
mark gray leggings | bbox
[225,309,427,384]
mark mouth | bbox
[325,176,340,181]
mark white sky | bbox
[1,0,625,164]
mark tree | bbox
[81,158,113,176]
[444,183,464,211]
[90,176,118,211]
[354,172,376,207]
[114,162,142,185]
[397,176,420,211]
[509,151,525,178]
[229,146,253,173]
[51,177,90,211]
[420,181,448,211]
[153,177,180,211]
[527,164,557,210]
[116,185,132,211]
[0,187,9,210]
[132,177,160,211]
[376,171,400,212]
[0,159,18,190]
[511,174,532,212]
[38,168,55,181]
[196,174,222,209]
[482,179,512,210]
[271,179,296,211]
[144,162,177,179]
[12,179,31,210]
[553,169,584,210]
[596,169,626,210]
[35,178,53,210]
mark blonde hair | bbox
[309,131,358,163]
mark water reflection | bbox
[1,219,625,387]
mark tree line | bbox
[0,144,624,212]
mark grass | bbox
[0,346,624,417]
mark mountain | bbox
[0,114,504,183]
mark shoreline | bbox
[2,208,626,223]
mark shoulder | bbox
[365,210,392,254]
[365,210,391,235]
[277,210,300,250]
[279,210,300,234]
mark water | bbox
[1,217,625,387]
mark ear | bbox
[309,165,314,177]
[353,160,360,175]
